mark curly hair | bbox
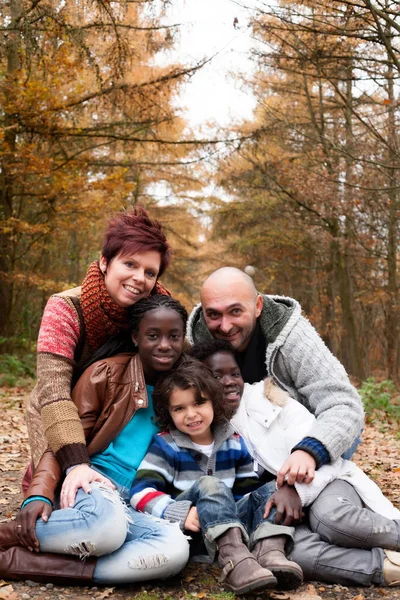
[102,206,171,276]
[188,339,235,362]
[153,355,234,430]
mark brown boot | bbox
[217,527,277,595]
[0,522,20,551]
[0,546,96,585]
[384,550,400,586]
[252,535,303,590]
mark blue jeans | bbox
[176,476,294,559]
[35,482,189,584]
[342,430,363,460]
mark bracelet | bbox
[21,496,52,509]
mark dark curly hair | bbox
[153,355,234,430]
[79,295,188,374]
[188,339,235,362]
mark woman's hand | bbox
[263,484,304,526]
[184,506,200,532]
[16,501,53,552]
[60,464,115,509]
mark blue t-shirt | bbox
[90,385,158,489]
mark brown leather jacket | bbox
[26,353,148,502]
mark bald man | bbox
[187,267,364,487]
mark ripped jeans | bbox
[287,479,400,587]
[35,482,189,584]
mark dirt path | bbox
[0,387,399,600]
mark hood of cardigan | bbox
[168,419,235,452]
[187,294,300,348]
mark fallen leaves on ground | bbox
[0,387,399,600]
[0,585,18,600]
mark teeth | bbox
[124,285,140,294]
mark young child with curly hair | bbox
[130,356,303,595]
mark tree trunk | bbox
[0,0,22,344]
[385,50,399,381]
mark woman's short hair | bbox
[102,206,171,276]
[153,355,233,430]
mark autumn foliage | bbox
[0,0,204,349]
[207,0,400,381]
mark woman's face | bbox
[100,250,161,308]
[133,307,184,383]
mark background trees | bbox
[1,0,398,382]
[208,0,400,380]
[0,0,204,349]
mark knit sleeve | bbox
[130,436,192,528]
[231,437,261,500]
[34,296,89,471]
[37,296,80,359]
[277,314,364,462]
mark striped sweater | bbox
[130,421,260,528]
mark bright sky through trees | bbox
[164,0,258,129]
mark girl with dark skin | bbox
[0,296,190,586]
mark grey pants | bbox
[288,479,400,586]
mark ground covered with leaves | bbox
[0,386,399,600]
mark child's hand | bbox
[276,450,316,488]
[263,484,304,526]
[184,506,200,532]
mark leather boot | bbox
[217,527,277,595]
[0,546,97,585]
[384,550,400,586]
[0,522,19,550]
[252,535,303,590]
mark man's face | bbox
[201,283,263,351]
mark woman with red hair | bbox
[26,207,171,483]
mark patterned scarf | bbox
[81,261,128,350]
[80,260,171,350]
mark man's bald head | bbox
[200,267,263,351]
[201,267,258,301]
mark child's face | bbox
[203,351,244,412]
[168,386,214,444]
[133,307,184,382]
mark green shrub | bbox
[0,353,35,388]
[359,377,400,424]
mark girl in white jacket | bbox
[190,339,400,588]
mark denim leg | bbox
[36,483,128,557]
[177,476,247,544]
[309,480,400,550]
[93,507,189,584]
[236,482,295,549]
[342,429,363,460]
[289,524,385,586]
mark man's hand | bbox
[16,500,53,552]
[264,484,304,526]
[60,464,115,509]
[184,506,200,532]
[276,450,316,488]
